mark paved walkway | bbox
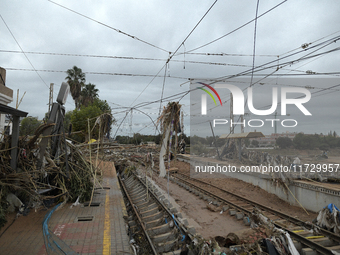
[0,162,132,255]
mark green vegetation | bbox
[65,66,101,110]
[79,83,99,107]
[69,99,112,142]
[66,66,86,109]
[293,132,340,150]
[276,136,293,149]
[19,117,42,136]
[64,66,113,142]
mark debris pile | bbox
[316,203,340,234]
[213,141,338,182]
[186,208,299,254]
[157,101,182,177]
[0,123,94,229]
[103,144,160,171]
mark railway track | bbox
[118,171,194,255]
[170,172,340,255]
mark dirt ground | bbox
[140,162,318,240]
[148,170,248,240]
[157,160,317,223]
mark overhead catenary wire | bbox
[199,35,340,110]
[0,14,77,109]
[177,52,278,57]
[130,0,219,117]
[257,82,340,110]
[47,0,169,53]
[166,0,219,64]
[5,67,340,79]
[61,32,340,124]
[2,24,338,121]
[191,34,337,103]
[224,0,260,139]
[123,41,340,137]
[110,87,195,136]
[189,33,340,113]
[115,78,339,136]
[213,36,340,83]
[278,29,340,58]
[1,26,326,74]
[3,0,338,137]
[0,14,49,89]
[0,49,282,65]
[190,36,340,116]
[4,68,189,80]
[185,0,287,53]
[1,50,289,69]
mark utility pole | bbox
[230,93,234,134]
[48,83,54,114]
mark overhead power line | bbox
[129,0,219,110]
[4,68,189,79]
[47,0,169,53]
[279,29,340,57]
[177,52,278,57]
[186,0,287,53]
[166,0,219,63]
[192,36,340,112]
[0,49,255,67]
[214,36,340,82]
[4,50,334,77]
[0,14,49,89]
[257,82,340,110]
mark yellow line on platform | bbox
[103,190,111,254]
[116,180,128,218]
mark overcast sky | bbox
[1,0,340,137]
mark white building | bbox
[0,67,13,139]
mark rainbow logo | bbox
[197,82,223,106]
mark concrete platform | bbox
[0,163,132,255]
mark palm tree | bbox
[80,83,99,107]
[65,66,86,109]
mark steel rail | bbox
[118,175,158,255]
[174,172,340,243]
[171,173,338,254]
[132,171,190,238]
